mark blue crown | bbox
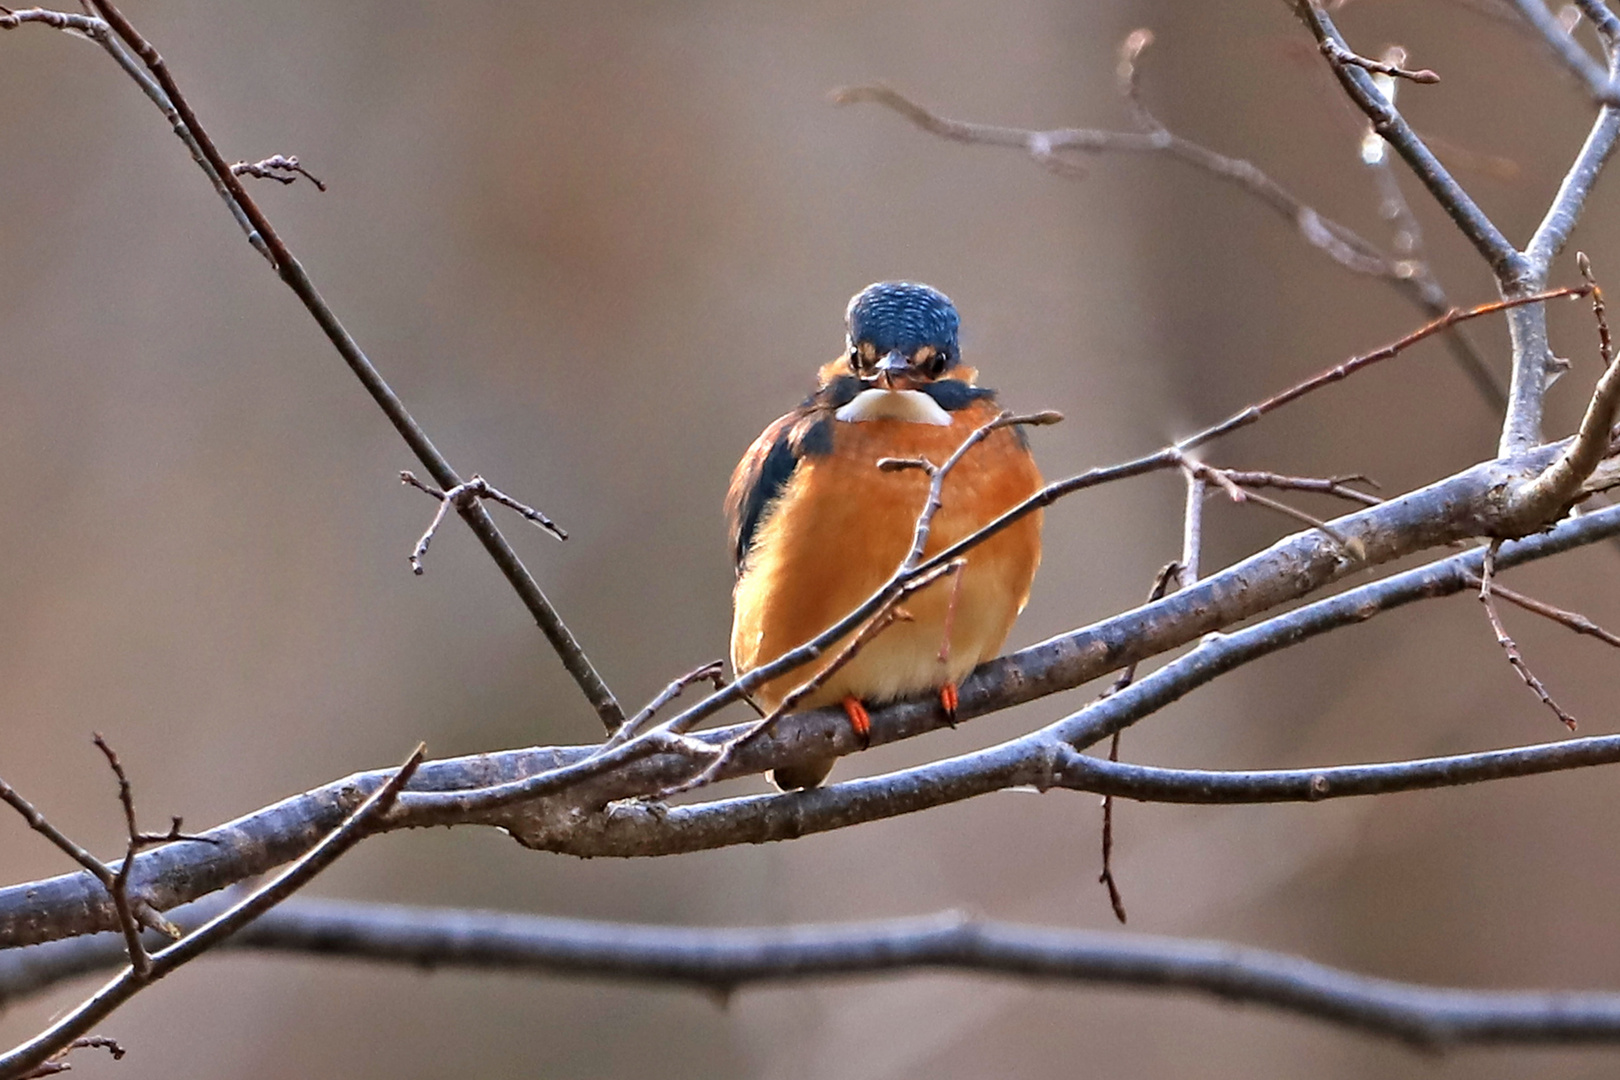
[846,281,960,367]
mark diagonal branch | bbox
[0,745,424,1080]
[0,4,628,732]
[1294,1,1523,281]
[1509,0,1620,101]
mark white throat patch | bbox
[834,388,953,426]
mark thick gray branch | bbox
[2,480,1615,950]
[9,897,1620,1049]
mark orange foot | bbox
[939,683,959,727]
[841,695,872,748]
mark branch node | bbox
[1478,542,1580,730]
[1319,37,1441,84]
[402,471,567,574]
[230,154,326,191]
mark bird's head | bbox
[834,281,962,391]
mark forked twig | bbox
[401,471,567,574]
[836,27,1503,408]
[880,409,1064,572]
[0,745,426,1080]
[1173,455,1362,557]
[1504,256,1620,528]
[1469,574,1620,647]
[0,736,216,980]
[1478,542,1580,729]
[1219,470,1384,506]
[603,660,727,751]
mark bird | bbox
[726,281,1044,789]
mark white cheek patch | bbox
[834,388,953,426]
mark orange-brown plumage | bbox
[726,282,1044,788]
[731,397,1041,710]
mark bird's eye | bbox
[925,351,948,377]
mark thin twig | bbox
[1218,470,1384,507]
[1094,561,1182,925]
[91,736,153,974]
[1116,28,1164,135]
[1176,455,1361,557]
[1468,574,1620,647]
[1318,36,1441,83]
[886,409,1064,573]
[17,1037,124,1080]
[0,7,100,32]
[602,660,728,751]
[1185,288,1588,452]
[1478,542,1580,729]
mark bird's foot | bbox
[841,695,871,748]
[939,683,959,727]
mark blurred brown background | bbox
[3,1,1620,1076]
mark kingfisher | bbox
[727,282,1044,789]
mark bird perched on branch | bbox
[727,281,1044,789]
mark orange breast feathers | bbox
[730,399,1042,713]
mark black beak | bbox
[873,349,909,389]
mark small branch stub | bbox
[230,154,326,191]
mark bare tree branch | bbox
[0,745,424,1080]
[1300,0,1620,466]
[1577,0,1620,48]
[830,77,1507,407]
[1509,0,1619,101]
[1317,36,1442,84]
[1295,1,1521,279]
[1504,258,1620,524]
[3,499,1616,952]
[6,2,1620,1067]
[14,896,1620,1049]
[0,3,626,731]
